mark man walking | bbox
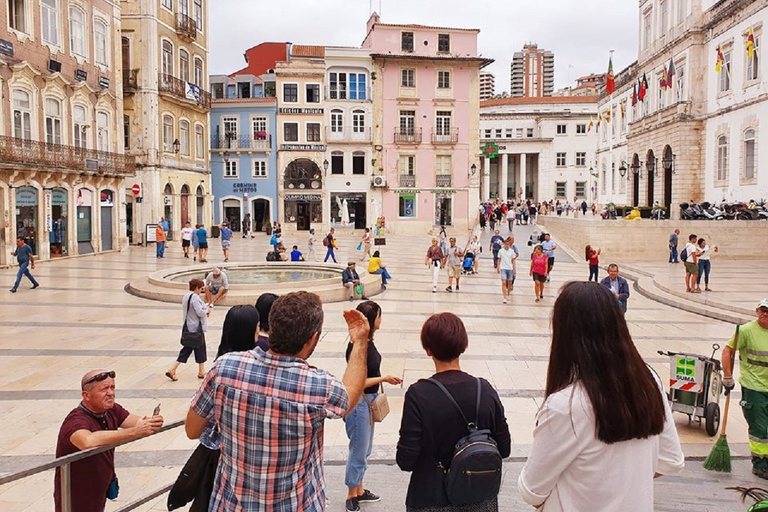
[324,228,337,263]
[506,207,515,232]
[541,233,557,282]
[180,222,193,259]
[669,228,680,263]
[443,237,464,293]
[55,370,163,512]
[10,237,39,293]
[496,236,518,304]
[600,263,630,314]
[155,223,166,258]
[185,292,371,511]
[425,238,444,293]
[220,222,233,262]
[489,229,504,270]
[723,299,768,479]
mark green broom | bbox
[704,325,739,472]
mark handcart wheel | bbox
[705,402,721,437]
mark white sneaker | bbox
[502,297,507,304]
[432,286,437,293]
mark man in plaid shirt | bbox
[185,291,371,511]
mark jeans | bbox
[372,268,391,284]
[669,246,678,263]
[13,261,39,290]
[508,220,514,232]
[588,264,599,282]
[344,393,376,487]
[324,247,337,263]
[697,259,711,285]
[492,250,499,269]
[156,241,166,257]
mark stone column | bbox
[520,153,527,201]
[483,156,491,201]
[500,154,509,202]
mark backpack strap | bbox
[427,377,482,432]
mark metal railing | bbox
[123,69,138,92]
[158,73,212,109]
[0,419,184,512]
[175,13,197,40]
[325,126,372,143]
[399,174,416,187]
[435,174,452,187]
[431,128,459,144]
[394,128,422,144]
[0,135,136,176]
[211,134,271,150]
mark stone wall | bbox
[537,217,768,261]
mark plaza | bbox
[0,220,766,511]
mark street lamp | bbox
[662,153,676,174]
[646,157,658,177]
[618,160,628,178]
[172,139,181,154]
[222,151,230,163]
[468,163,477,180]
[323,159,329,173]
[630,160,643,179]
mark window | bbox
[194,58,203,87]
[195,125,204,157]
[222,116,238,141]
[575,181,587,198]
[12,89,31,140]
[97,111,109,152]
[516,128,523,138]
[330,110,343,133]
[555,182,567,198]
[252,117,267,138]
[716,135,728,181]
[556,152,566,167]
[352,151,365,175]
[437,71,451,89]
[505,129,513,138]
[402,31,414,52]
[73,104,87,148]
[284,123,298,142]
[484,129,491,138]
[576,124,586,134]
[399,195,416,217]
[161,0,172,9]
[436,154,451,175]
[744,129,756,180]
[41,0,59,46]
[163,115,174,152]
[306,123,321,142]
[161,40,173,76]
[124,115,130,150]
[676,63,686,102]
[495,128,502,138]
[719,50,731,93]
[352,110,365,133]
[193,0,202,30]
[660,0,668,35]
[677,0,686,24]
[401,69,415,88]
[349,73,366,100]
[179,50,189,81]
[283,83,298,103]
[45,98,62,145]
[556,124,567,135]
[438,34,450,53]
[224,160,238,178]
[330,72,347,99]
[436,111,452,136]
[179,120,190,156]
[643,11,652,49]
[69,6,85,56]
[747,34,760,82]
[178,0,188,16]
[94,19,108,66]
[252,160,267,178]
[9,0,26,33]
[331,150,343,174]
[576,152,586,166]
[527,128,534,138]
[306,83,320,103]
[399,110,416,135]
[400,155,415,175]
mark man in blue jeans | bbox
[10,237,39,292]
[668,229,680,263]
[324,228,337,263]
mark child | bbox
[585,245,601,282]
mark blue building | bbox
[209,74,278,233]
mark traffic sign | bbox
[132,184,141,196]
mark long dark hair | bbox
[585,245,592,262]
[547,281,665,443]
[216,305,260,359]
[356,300,381,342]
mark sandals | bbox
[197,373,206,379]
[165,371,178,382]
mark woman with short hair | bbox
[166,278,209,381]
[518,282,684,511]
[397,313,511,512]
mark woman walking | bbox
[585,245,601,282]
[344,301,402,512]
[368,250,392,288]
[359,227,373,261]
[530,244,548,302]
[425,238,445,294]
[307,228,318,261]
[397,312,511,512]
[166,279,209,381]
[695,238,718,292]
[519,282,684,510]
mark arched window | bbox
[717,135,728,181]
[179,120,190,156]
[179,49,189,81]
[163,115,174,152]
[93,18,108,65]
[45,98,62,145]
[12,89,32,140]
[73,104,87,149]
[162,40,174,77]
[97,111,109,151]
[744,129,757,180]
[194,57,203,86]
[69,6,85,56]
[284,159,323,189]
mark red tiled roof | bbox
[291,45,325,58]
[481,96,597,107]
[374,22,479,33]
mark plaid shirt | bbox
[191,348,348,511]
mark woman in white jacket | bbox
[518,281,684,511]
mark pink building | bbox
[362,14,490,234]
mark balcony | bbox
[0,136,135,176]
[399,174,416,187]
[123,69,138,93]
[435,174,453,188]
[394,128,422,145]
[325,86,370,101]
[175,13,197,41]
[158,74,211,110]
[211,134,271,151]
[432,128,459,145]
[325,127,372,143]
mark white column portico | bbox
[483,156,491,201]
[500,154,509,202]
[520,153,527,201]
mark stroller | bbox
[462,253,476,275]
[527,229,547,246]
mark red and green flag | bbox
[606,56,615,95]
[667,59,676,88]
[631,82,638,106]
[638,74,648,101]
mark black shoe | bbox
[753,467,768,480]
[346,497,360,512]
[357,490,381,504]
[446,286,453,292]
[361,296,368,300]
[9,288,16,293]
[455,285,460,291]
[31,283,39,289]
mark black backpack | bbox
[427,378,502,506]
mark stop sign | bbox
[131,184,141,196]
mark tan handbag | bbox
[364,386,390,423]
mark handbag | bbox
[357,242,363,251]
[180,295,205,349]
[363,385,390,423]
[167,443,220,511]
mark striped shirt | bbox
[191,348,349,511]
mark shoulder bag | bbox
[363,384,390,423]
[180,295,205,349]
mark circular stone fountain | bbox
[127,262,383,305]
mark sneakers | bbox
[31,283,39,289]
[503,297,507,304]
[224,258,229,262]
[455,285,460,291]
[357,490,381,503]
[349,297,354,302]
[345,497,360,511]
[432,286,437,293]
[446,286,453,293]
[9,288,16,293]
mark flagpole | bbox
[609,50,614,206]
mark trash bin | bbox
[211,225,220,238]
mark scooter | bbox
[700,202,725,220]
[680,203,697,220]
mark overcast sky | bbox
[209,0,639,93]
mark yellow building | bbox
[121,0,210,243]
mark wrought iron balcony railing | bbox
[175,13,197,40]
[399,174,416,187]
[394,128,422,144]
[210,134,272,151]
[435,174,453,187]
[158,74,211,109]
[432,128,459,145]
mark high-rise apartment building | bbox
[510,44,554,97]
[480,72,495,100]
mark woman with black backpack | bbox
[397,313,510,511]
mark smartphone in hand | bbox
[153,403,161,416]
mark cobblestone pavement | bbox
[0,221,761,510]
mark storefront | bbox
[330,192,367,229]
[223,198,242,229]
[100,189,114,251]
[15,186,39,255]
[76,188,94,254]
[435,191,455,227]
[283,159,323,231]
[50,188,68,257]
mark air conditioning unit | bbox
[372,176,387,188]
[48,59,62,73]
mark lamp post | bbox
[662,153,676,174]
[323,159,329,174]
[630,160,643,179]
[646,157,658,177]
[618,161,628,178]
[172,139,181,154]
[468,163,477,181]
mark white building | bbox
[479,96,598,203]
[480,72,495,100]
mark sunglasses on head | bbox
[82,371,116,389]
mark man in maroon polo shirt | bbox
[54,370,164,512]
